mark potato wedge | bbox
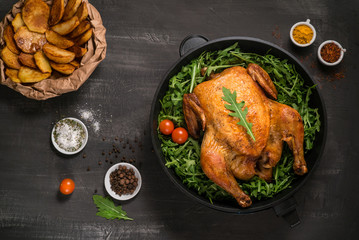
[19,53,37,68]
[18,66,51,83]
[75,28,93,46]
[67,45,87,58]
[68,20,91,39]
[75,2,89,22]
[12,13,25,32]
[69,60,80,69]
[14,26,47,54]
[34,51,52,73]
[5,68,21,83]
[63,0,82,21]
[1,47,21,69]
[43,43,75,63]
[22,0,49,33]
[51,16,80,35]
[46,30,74,49]
[4,25,20,54]
[49,0,64,26]
[50,61,75,75]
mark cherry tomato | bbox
[59,178,75,195]
[172,127,188,144]
[159,119,175,135]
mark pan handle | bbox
[179,35,209,57]
[273,196,301,227]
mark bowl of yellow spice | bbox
[290,19,316,47]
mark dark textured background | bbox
[0,0,358,239]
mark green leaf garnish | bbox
[93,195,133,221]
[222,87,255,141]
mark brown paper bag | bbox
[0,0,107,100]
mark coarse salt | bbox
[78,108,101,133]
[54,119,85,152]
[79,110,94,121]
[93,121,100,132]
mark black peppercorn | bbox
[110,165,138,196]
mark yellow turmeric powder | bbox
[292,25,313,44]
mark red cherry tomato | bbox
[59,178,75,195]
[172,127,188,144]
[159,119,175,135]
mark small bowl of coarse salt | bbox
[51,117,88,155]
[104,163,142,201]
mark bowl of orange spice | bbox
[290,19,316,47]
[318,40,346,66]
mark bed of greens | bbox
[157,43,321,204]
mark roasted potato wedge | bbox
[5,68,21,83]
[22,0,50,33]
[46,30,74,49]
[1,46,21,69]
[68,20,91,39]
[4,25,20,54]
[63,0,82,21]
[67,45,87,58]
[43,43,75,63]
[34,51,52,73]
[69,60,80,69]
[75,2,89,22]
[14,26,47,54]
[18,66,51,83]
[12,13,25,32]
[51,16,80,35]
[75,28,93,46]
[50,61,75,75]
[49,0,64,26]
[19,53,37,68]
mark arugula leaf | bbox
[222,87,255,141]
[93,195,133,221]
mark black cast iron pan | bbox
[150,36,327,227]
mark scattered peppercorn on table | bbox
[0,0,356,239]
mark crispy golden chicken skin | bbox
[183,64,307,207]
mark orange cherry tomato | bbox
[172,127,188,144]
[159,119,175,135]
[59,178,75,195]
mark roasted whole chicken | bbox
[183,64,307,207]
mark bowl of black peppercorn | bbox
[104,163,142,200]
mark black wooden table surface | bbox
[1,0,358,239]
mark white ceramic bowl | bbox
[51,117,88,155]
[104,163,142,201]
[290,19,316,47]
[317,40,346,66]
